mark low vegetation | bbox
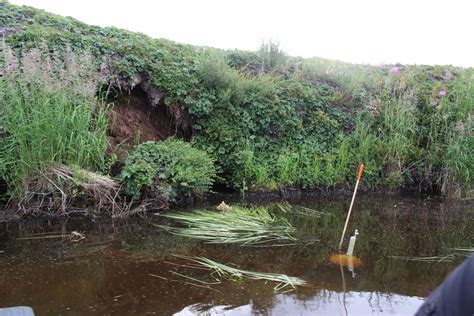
[120,139,216,202]
[0,1,472,214]
[28,164,124,216]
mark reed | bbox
[0,45,108,198]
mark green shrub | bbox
[120,139,216,200]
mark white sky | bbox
[9,0,474,67]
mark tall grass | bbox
[0,45,108,197]
[428,70,474,197]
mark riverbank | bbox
[1,187,463,223]
[1,2,472,213]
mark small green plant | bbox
[120,139,216,200]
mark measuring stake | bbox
[338,164,364,250]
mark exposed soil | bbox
[107,84,194,163]
[109,89,175,147]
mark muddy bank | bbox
[2,188,470,225]
[0,210,20,224]
[107,83,193,156]
[241,185,442,201]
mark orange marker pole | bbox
[338,164,364,250]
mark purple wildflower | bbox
[7,63,14,71]
[379,63,387,69]
[439,90,446,96]
[390,66,399,74]
[0,69,3,77]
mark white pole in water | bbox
[346,229,359,256]
[338,164,364,250]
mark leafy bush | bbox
[120,139,216,200]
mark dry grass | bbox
[17,164,167,217]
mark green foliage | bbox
[347,67,474,196]
[120,139,216,200]
[258,40,288,74]
[0,45,108,197]
[2,2,473,198]
[187,51,346,188]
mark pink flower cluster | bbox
[0,63,15,77]
[389,66,399,74]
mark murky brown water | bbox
[0,194,473,315]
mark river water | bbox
[0,194,473,315]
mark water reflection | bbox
[0,194,472,315]
[176,291,424,316]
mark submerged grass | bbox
[175,256,307,290]
[159,206,296,245]
[390,254,457,263]
[391,247,474,262]
[276,202,325,217]
[453,247,474,252]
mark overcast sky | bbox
[9,0,474,67]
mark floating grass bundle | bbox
[176,256,307,290]
[452,247,474,252]
[159,206,296,245]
